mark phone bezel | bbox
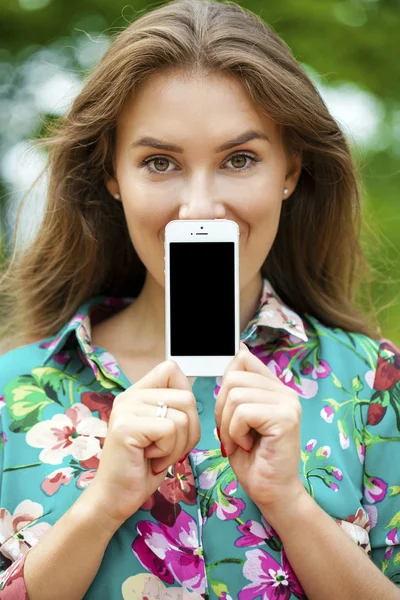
[164,219,240,376]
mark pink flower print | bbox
[75,449,101,489]
[385,546,394,561]
[363,475,388,504]
[339,431,350,449]
[305,439,317,452]
[199,469,218,490]
[332,467,343,481]
[26,403,107,465]
[52,351,70,364]
[0,553,26,592]
[215,481,246,521]
[356,439,366,464]
[316,446,331,458]
[335,508,371,554]
[77,469,97,489]
[256,286,307,341]
[0,395,6,409]
[364,505,378,529]
[77,345,98,376]
[41,467,74,495]
[365,370,375,389]
[191,449,210,467]
[386,527,399,546]
[0,500,51,562]
[330,483,339,492]
[321,405,334,423]
[121,573,204,600]
[40,314,86,352]
[301,359,331,380]
[95,350,120,378]
[77,321,94,355]
[267,351,318,399]
[68,313,87,328]
[239,548,305,600]
[132,510,206,593]
[39,333,62,352]
[235,516,279,548]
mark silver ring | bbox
[156,400,168,418]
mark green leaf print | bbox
[300,450,309,464]
[323,397,341,411]
[389,486,400,497]
[351,376,364,395]
[331,373,343,389]
[338,419,349,438]
[4,368,70,433]
[386,512,400,530]
[210,580,229,597]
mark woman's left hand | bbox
[214,341,306,515]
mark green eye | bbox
[141,151,261,175]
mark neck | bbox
[122,270,263,356]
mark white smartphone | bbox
[165,219,240,376]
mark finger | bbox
[129,405,189,461]
[136,388,200,454]
[127,415,180,475]
[215,371,280,428]
[125,389,199,460]
[132,359,192,392]
[220,387,279,453]
[225,344,278,382]
[228,404,297,451]
[124,415,177,454]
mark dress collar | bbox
[42,277,308,365]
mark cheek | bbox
[235,183,283,225]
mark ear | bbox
[104,175,121,201]
[283,151,302,199]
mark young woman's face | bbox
[106,71,301,291]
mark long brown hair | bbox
[0,0,379,351]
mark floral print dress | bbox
[1,277,400,599]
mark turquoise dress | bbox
[1,277,400,599]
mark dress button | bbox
[196,401,203,414]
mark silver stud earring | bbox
[114,193,121,200]
[283,187,289,196]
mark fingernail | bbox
[178,452,189,464]
[220,442,227,458]
[152,468,166,476]
[216,426,221,441]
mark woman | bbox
[0,0,399,598]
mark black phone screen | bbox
[169,242,235,356]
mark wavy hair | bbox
[0,0,379,350]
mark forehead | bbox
[117,71,278,142]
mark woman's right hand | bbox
[84,360,200,530]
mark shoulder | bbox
[302,314,400,392]
[0,339,49,391]
[303,314,381,371]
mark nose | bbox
[179,174,226,220]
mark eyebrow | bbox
[129,129,270,153]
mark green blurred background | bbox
[0,0,399,344]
